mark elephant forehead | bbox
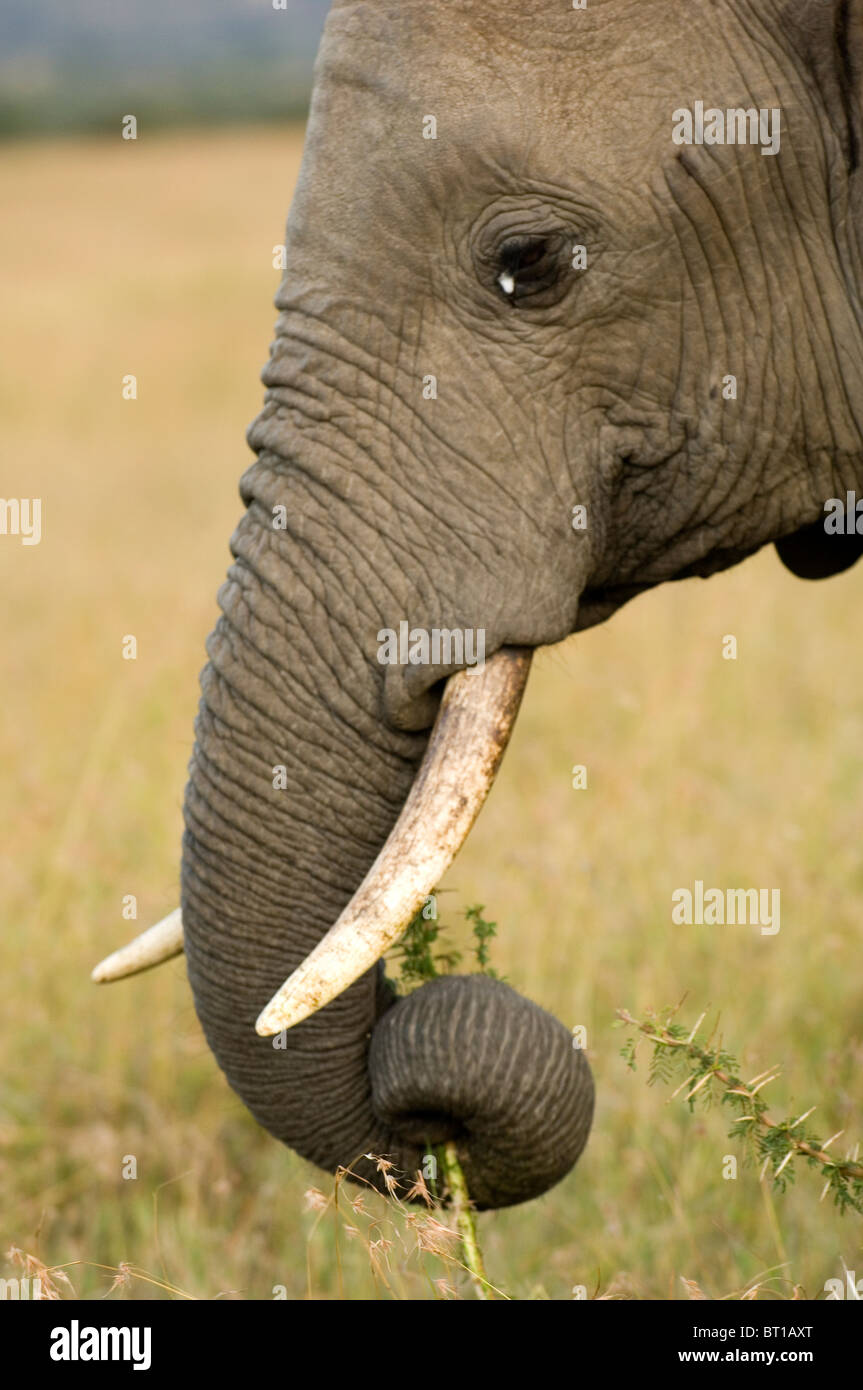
[311,1,792,202]
[325,0,681,57]
[319,0,669,120]
[320,1,777,95]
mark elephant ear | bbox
[774,1,863,580]
[775,518,863,579]
[778,0,863,172]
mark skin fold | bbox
[180,0,863,1210]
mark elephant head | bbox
[95,0,863,1211]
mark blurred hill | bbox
[0,0,331,136]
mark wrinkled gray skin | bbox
[181,0,863,1210]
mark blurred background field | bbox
[1,11,862,1300]
[0,0,329,136]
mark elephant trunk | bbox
[180,474,593,1210]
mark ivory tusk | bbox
[91,907,184,982]
[255,646,532,1037]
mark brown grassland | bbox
[1,127,861,1299]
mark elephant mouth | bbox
[577,582,651,630]
[91,647,534,1032]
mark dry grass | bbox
[1,127,861,1299]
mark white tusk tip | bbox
[90,908,184,983]
[255,991,308,1036]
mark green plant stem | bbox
[618,1009,863,1183]
[442,1142,493,1300]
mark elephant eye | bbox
[495,235,563,304]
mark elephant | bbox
[93,0,863,1212]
